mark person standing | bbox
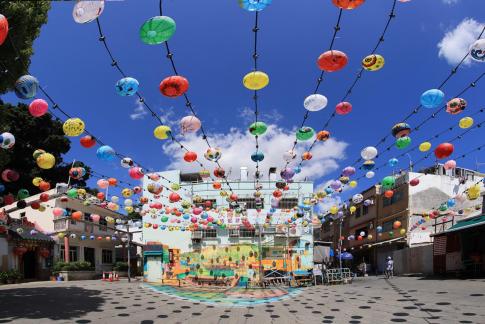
[386,256,394,279]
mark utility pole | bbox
[127,225,131,283]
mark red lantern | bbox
[357,235,363,241]
[80,135,96,148]
[169,192,181,203]
[31,201,40,210]
[336,102,352,115]
[159,75,189,97]
[213,167,225,178]
[384,190,394,198]
[283,185,290,191]
[317,50,348,72]
[152,224,159,229]
[332,0,366,10]
[140,197,149,204]
[273,190,283,198]
[302,152,313,161]
[39,193,50,202]
[4,194,15,205]
[409,178,420,186]
[230,193,238,201]
[434,143,454,159]
[39,181,51,192]
[71,211,83,221]
[183,151,197,163]
[204,200,212,208]
[393,221,401,229]
[0,14,8,46]
[97,192,105,200]
[108,178,118,186]
[212,182,222,190]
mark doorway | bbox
[146,256,162,282]
[23,251,36,279]
[84,247,95,268]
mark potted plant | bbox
[0,271,7,285]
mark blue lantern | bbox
[0,183,5,194]
[376,226,383,233]
[325,187,333,195]
[115,77,139,96]
[420,89,445,109]
[80,235,86,240]
[388,158,399,167]
[15,75,39,99]
[251,151,265,162]
[96,145,116,161]
[89,235,95,240]
[294,166,302,174]
[447,199,456,207]
[239,0,272,11]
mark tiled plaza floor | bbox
[1,276,484,323]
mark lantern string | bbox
[294,0,398,171]
[3,32,193,198]
[94,18,215,182]
[349,24,485,165]
[281,8,344,171]
[157,0,234,193]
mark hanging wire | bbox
[281,8,343,171]
[157,0,234,193]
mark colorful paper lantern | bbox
[153,125,172,140]
[469,38,485,62]
[317,50,348,72]
[115,77,139,96]
[249,121,268,136]
[28,99,48,117]
[434,143,454,159]
[159,75,189,97]
[140,16,176,45]
[180,116,201,134]
[36,153,56,169]
[0,14,8,46]
[362,54,385,71]
[243,71,269,90]
[296,126,315,141]
[316,130,330,141]
[336,101,352,115]
[419,141,431,152]
[332,0,365,9]
[239,0,272,11]
[96,145,115,161]
[420,89,444,109]
[63,118,85,137]
[459,117,473,129]
[72,0,105,23]
[304,94,328,111]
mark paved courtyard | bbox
[1,276,484,324]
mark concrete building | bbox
[1,184,124,279]
[142,168,315,284]
[319,164,484,275]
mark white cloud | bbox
[129,100,148,120]
[159,106,177,128]
[162,124,348,182]
[238,106,284,125]
[438,18,484,65]
[442,0,459,4]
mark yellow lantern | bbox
[220,190,228,197]
[467,184,481,200]
[122,188,133,198]
[419,141,432,152]
[459,116,473,129]
[77,188,86,196]
[399,228,406,235]
[32,177,43,186]
[36,153,56,169]
[38,205,46,212]
[33,149,46,159]
[171,183,181,191]
[362,54,385,71]
[367,234,373,240]
[350,206,356,214]
[349,180,357,188]
[330,206,338,214]
[303,198,311,205]
[63,118,85,137]
[153,125,171,140]
[105,216,115,224]
[316,191,327,199]
[243,71,269,90]
[57,232,66,239]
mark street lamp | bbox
[121,234,131,282]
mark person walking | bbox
[385,256,394,279]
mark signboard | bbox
[409,231,432,245]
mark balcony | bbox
[53,217,115,235]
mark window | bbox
[355,207,362,218]
[278,198,298,209]
[102,249,113,264]
[381,220,394,232]
[60,246,78,262]
[363,205,369,215]
[99,217,107,232]
[203,229,217,238]
[194,199,217,209]
[240,228,256,238]
[238,198,264,210]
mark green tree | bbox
[0,1,51,94]
[0,102,90,202]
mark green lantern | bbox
[17,189,29,200]
[161,216,169,222]
[439,203,448,212]
[381,176,395,190]
[395,136,411,149]
[140,16,176,45]
[389,231,394,237]
[249,121,267,136]
[67,188,78,198]
[296,126,315,141]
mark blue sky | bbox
[2,0,485,201]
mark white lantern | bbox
[303,94,328,112]
[72,0,105,24]
[361,146,378,160]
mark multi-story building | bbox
[319,164,484,274]
[142,168,314,284]
[1,184,123,279]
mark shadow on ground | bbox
[0,286,104,321]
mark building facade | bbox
[142,168,314,284]
[319,165,484,274]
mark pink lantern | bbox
[192,207,203,215]
[443,160,456,170]
[29,99,49,117]
[90,214,100,222]
[97,179,109,189]
[52,207,65,217]
[133,186,142,194]
[335,101,352,115]
[107,202,117,210]
[207,216,214,223]
[129,167,144,180]
[191,217,197,223]
[147,173,161,181]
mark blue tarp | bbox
[337,252,353,260]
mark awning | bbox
[431,214,485,237]
[9,226,54,243]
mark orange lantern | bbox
[108,178,118,186]
[302,152,313,160]
[393,220,401,229]
[273,190,283,198]
[213,182,222,190]
[71,211,83,221]
[332,0,365,10]
[316,130,330,141]
[39,181,51,192]
[384,190,394,198]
